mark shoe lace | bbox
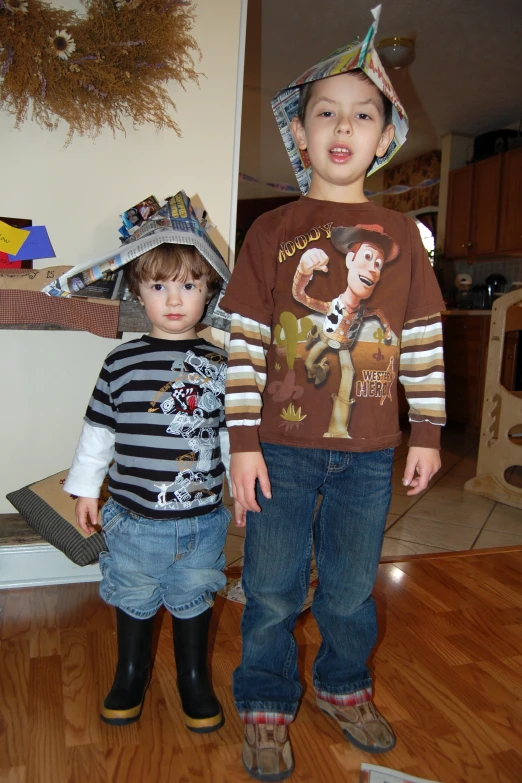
[355,701,380,724]
[255,724,283,749]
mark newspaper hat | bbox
[271,4,409,195]
[42,191,231,332]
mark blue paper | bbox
[7,226,55,262]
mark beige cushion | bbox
[6,470,107,566]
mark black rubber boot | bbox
[172,606,224,733]
[100,608,155,726]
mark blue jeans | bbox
[233,442,393,719]
[99,498,230,620]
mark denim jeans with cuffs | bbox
[233,442,393,724]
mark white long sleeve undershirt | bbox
[63,422,115,498]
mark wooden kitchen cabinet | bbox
[442,314,490,427]
[400,315,489,423]
[497,146,522,253]
[471,156,503,255]
[445,165,473,260]
[445,155,502,260]
[442,313,520,427]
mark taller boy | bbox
[221,7,446,782]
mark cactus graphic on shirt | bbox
[372,327,387,361]
[373,326,385,345]
[274,311,313,370]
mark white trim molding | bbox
[0,543,101,590]
[228,0,248,271]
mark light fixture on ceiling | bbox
[376,37,415,69]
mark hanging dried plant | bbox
[0,0,200,142]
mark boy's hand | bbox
[231,452,271,513]
[402,446,441,496]
[76,497,101,535]
[233,498,247,528]
[298,248,330,276]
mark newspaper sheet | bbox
[360,764,443,783]
[41,191,231,332]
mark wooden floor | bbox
[1,548,522,783]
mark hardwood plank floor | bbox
[1,549,522,782]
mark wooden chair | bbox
[465,288,522,509]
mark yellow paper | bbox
[0,220,31,255]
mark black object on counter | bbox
[471,284,490,310]
[485,273,508,306]
[456,289,473,309]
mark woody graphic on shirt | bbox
[292,223,400,438]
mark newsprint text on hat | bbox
[41,191,231,332]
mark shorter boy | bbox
[65,242,242,732]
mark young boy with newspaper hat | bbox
[63,193,244,733]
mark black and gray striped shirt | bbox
[85,335,228,519]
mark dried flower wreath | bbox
[0,0,200,142]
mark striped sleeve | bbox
[85,361,117,432]
[225,313,271,453]
[399,313,446,449]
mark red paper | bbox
[0,251,22,269]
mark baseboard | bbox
[0,543,101,589]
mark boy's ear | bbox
[291,116,307,151]
[376,124,395,159]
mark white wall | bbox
[0,0,246,513]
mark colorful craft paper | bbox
[7,226,55,262]
[0,220,30,255]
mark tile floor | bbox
[222,426,522,570]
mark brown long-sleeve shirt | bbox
[221,197,446,453]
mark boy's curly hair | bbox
[125,243,221,299]
[297,69,393,128]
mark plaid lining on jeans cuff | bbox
[315,686,372,706]
[239,710,294,725]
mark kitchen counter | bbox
[442,309,492,316]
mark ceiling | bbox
[238,0,522,198]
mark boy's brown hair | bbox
[297,69,393,129]
[125,243,221,299]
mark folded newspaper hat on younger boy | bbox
[271,4,409,195]
[41,191,231,332]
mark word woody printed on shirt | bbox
[278,222,333,263]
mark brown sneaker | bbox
[316,697,396,753]
[242,724,294,781]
